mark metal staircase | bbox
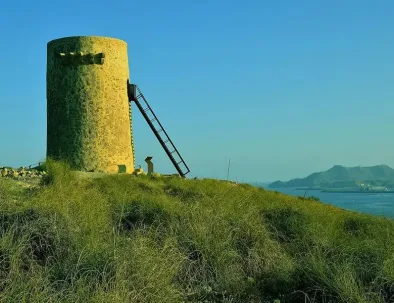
[127,80,190,177]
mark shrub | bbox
[116,199,171,232]
[40,158,74,186]
[262,207,309,244]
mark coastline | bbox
[270,187,394,194]
[321,190,394,194]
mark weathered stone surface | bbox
[1,168,8,177]
[47,36,135,173]
[0,167,46,179]
[132,167,146,176]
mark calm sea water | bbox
[267,187,394,219]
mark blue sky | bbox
[0,0,393,182]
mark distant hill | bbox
[269,165,394,188]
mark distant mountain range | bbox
[269,165,394,189]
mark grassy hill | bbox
[1,161,394,303]
[269,164,394,188]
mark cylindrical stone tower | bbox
[47,36,134,173]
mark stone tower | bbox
[46,36,134,173]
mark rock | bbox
[133,167,144,175]
[1,168,8,177]
[0,165,46,179]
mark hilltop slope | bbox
[269,164,394,188]
[0,161,394,303]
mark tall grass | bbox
[0,161,393,302]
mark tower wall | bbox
[47,36,134,173]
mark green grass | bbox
[1,160,394,302]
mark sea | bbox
[262,187,394,219]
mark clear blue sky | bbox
[1,0,393,183]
